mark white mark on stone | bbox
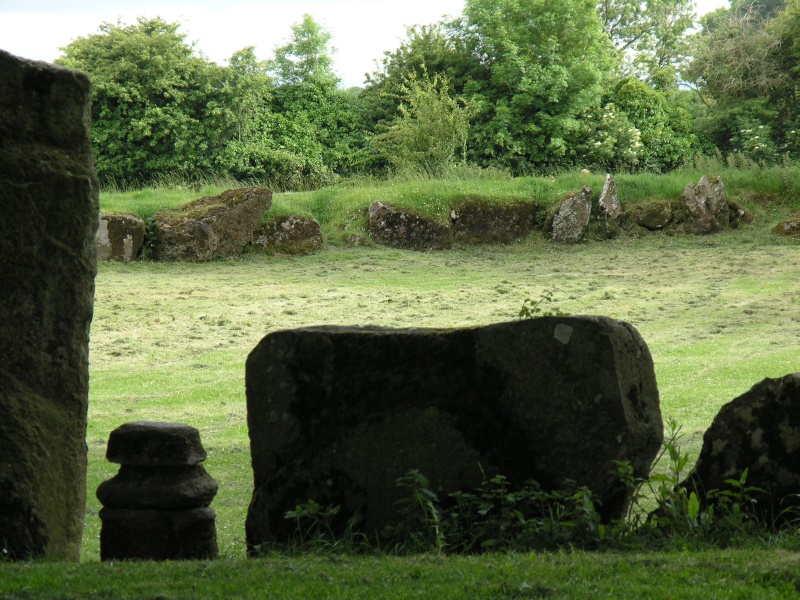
[122,235,133,261]
[751,427,764,448]
[554,324,573,345]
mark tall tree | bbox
[270,13,338,87]
[262,14,366,184]
[685,0,798,160]
[598,0,696,87]
[362,23,478,129]
[57,17,228,184]
[369,71,471,174]
[459,0,619,171]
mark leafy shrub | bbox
[282,417,793,555]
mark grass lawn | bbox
[3,171,799,597]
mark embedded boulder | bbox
[627,200,675,231]
[150,187,272,261]
[774,217,800,237]
[552,187,592,244]
[682,175,729,234]
[451,200,538,244]
[251,215,323,254]
[368,201,452,250]
[245,317,663,550]
[681,374,800,523]
[727,200,753,229]
[0,50,98,561]
[96,213,145,261]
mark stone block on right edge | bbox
[681,373,800,523]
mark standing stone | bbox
[245,317,663,550]
[681,374,800,523]
[368,201,453,251]
[774,218,800,237]
[598,174,622,220]
[682,175,729,234]
[96,213,146,262]
[0,50,98,561]
[150,187,272,261]
[97,422,219,561]
[552,187,592,244]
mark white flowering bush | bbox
[730,119,780,163]
[576,103,642,171]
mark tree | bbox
[369,71,470,174]
[362,23,478,129]
[224,46,274,144]
[685,0,799,160]
[458,0,619,171]
[57,17,229,184]
[269,13,338,87]
[598,0,696,87]
[262,14,367,183]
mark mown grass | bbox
[5,168,799,597]
[4,548,800,598]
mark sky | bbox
[1,0,730,89]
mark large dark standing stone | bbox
[245,318,663,550]
[150,187,272,261]
[451,200,538,244]
[0,50,98,561]
[368,201,453,250]
[681,374,800,523]
[552,187,592,244]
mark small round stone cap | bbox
[106,421,207,466]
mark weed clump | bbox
[277,419,799,556]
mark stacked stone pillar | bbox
[97,422,219,561]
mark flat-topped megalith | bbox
[245,317,663,551]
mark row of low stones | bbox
[370,174,751,251]
[96,176,800,262]
[96,187,323,262]
[95,318,799,560]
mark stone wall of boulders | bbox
[97,173,789,261]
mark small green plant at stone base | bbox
[282,499,365,552]
[389,470,447,555]
[518,289,567,319]
[284,499,341,547]
[384,471,609,554]
[622,419,771,548]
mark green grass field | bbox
[3,169,800,598]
